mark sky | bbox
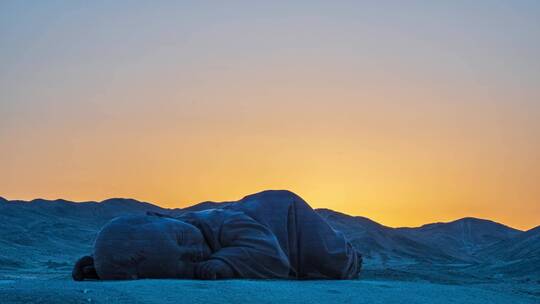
[1,1,539,230]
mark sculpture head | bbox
[92,214,211,280]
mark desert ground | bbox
[1,269,538,304]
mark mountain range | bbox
[0,194,538,282]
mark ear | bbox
[72,255,96,281]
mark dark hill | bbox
[0,194,536,280]
[396,217,521,261]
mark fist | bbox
[194,259,234,280]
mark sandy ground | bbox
[0,271,538,304]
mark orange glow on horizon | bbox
[1,2,539,231]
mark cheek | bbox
[95,259,138,280]
[176,261,197,278]
[137,257,179,278]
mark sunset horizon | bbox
[0,189,536,231]
[2,2,539,231]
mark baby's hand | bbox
[194,259,233,280]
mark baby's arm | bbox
[200,213,290,279]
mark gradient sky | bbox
[1,1,539,230]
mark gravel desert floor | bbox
[0,271,538,304]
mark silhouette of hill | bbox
[396,217,521,262]
[179,200,233,212]
[316,209,457,264]
[470,226,540,278]
[478,225,540,261]
[0,194,537,280]
[0,198,163,270]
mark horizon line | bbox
[2,194,536,232]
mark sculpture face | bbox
[93,215,210,280]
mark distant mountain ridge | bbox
[396,217,521,262]
[0,194,538,280]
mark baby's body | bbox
[75,190,361,280]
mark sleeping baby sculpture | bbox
[72,190,362,280]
